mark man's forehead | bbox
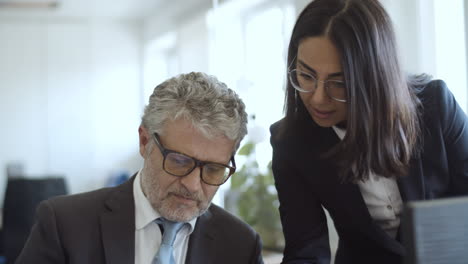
[159,119,235,163]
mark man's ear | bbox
[138,125,150,158]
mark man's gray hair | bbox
[141,72,248,149]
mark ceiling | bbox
[0,0,214,20]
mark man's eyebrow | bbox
[297,59,343,78]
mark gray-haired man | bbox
[17,72,264,264]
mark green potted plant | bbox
[225,140,284,251]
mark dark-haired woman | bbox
[270,0,468,263]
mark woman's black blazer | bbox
[270,80,468,264]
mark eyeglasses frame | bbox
[288,56,347,103]
[151,132,236,186]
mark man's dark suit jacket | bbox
[16,176,264,264]
[270,80,468,264]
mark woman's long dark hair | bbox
[281,0,429,182]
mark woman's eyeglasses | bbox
[288,69,347,103]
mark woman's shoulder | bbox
[270,118,285,139]
[270,115,335,153]
[270,116,314,145]
[414,78,467,136]
[417,79,455,112]
[270,118,284,134]
[270,118,288,149]
[418,79,450,99]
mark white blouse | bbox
[332,126,403,238]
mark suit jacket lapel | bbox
[308,127,407,255]
[329,173,406,255]
[397,157,426,202]
[185,208,217,264]
[100,177,136,264]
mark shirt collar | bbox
[332,125,346,140]
[133,170,198,233]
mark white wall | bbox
[0,19,144,203]
[382,0,467,112]
[0,22,49,184]
[142,3,211,76]
[433,0,467,111]
[381,0,436,75]
[177,13,210,74]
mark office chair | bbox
[2,177,67,264]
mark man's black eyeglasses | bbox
[152,133,236,186]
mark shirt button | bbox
[387,205,393,210]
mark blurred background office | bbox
[0,0,467,263]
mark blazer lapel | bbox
[185,208,217,264]
[332,177,406,255]
[309,129,406,256]
[100,178,136,264]
[294,120,407,255]
[397,157,426,202]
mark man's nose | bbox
[179,167,202,192]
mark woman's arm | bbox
[271,126,331,264]
[436,80,468,195]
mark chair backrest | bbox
[402,196,468,264]
[2,177,68,264]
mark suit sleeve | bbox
[270,127,331,264]
[437,80,468,195]
[249,232,264,264]
[15,200,66,264]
